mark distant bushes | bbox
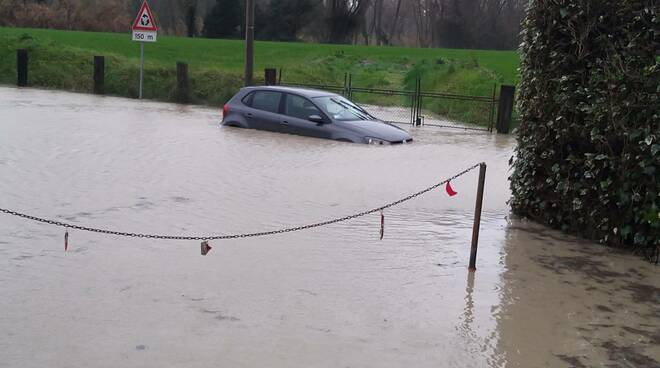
[0,0,131,33]
[511,1,659,260]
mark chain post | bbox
[469,163,487,271]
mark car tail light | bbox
[222,104,229,120]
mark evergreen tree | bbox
[511,0,659,257]
[203,0,243,39]
[257,0,316,41]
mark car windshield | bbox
[312,96,375,121]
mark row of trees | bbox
[201,0,524,48]
[0,0,526,49]
[406,0,525,49]
[0,0,131,32]
[202,0,319,41]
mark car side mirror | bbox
[308,114,326,124]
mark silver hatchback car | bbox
[221,86,413,144]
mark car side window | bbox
[241,92,253,105]
[285,94,322,121]
[251,91,282,113]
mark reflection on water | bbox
[0,87,657,367]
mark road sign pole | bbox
[131,1,157,100]
[139,42,144,99]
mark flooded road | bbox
[0,87,658,367]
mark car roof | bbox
[242,85,337,98]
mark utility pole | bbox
[244,0,255,86]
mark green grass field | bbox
[0,27,520,124]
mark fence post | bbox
[489,84,497,132]
[496,85,515,134]
[469,162,486,271]
[411,77,418,125]
[93,56,105,95]
[264,68,276,85]
[343,73,348,96]
[176,62,189,103]
[17,49,28,87]
[347,73,353,99]
[418,77,422,125]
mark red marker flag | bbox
[446,181,458,196]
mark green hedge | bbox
[510,1,659,260]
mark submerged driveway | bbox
[0,87,657,368]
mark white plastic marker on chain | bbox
[200,240,212,256]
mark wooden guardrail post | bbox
[93,56,105,95]
[264,68,276,85]
[17,49,28,87]
[176,62,190,103]
[469,162,486,271]
[496,85,515,134]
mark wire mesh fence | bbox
[416,92,495,132]
[277,71,504,131]
[349,87,415,125]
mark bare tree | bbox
[0,0,525,48]
[387,0,402,44]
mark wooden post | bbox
[17,49,28,87]
[264,68,276,85]
[176,62,189,103]
[496,85,515,134]
[93,56,105,95]
[469,163,486,271]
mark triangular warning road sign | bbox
[132,1,158,32]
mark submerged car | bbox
[221,86,412,144]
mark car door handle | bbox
[245,113,253,119]
[281,120,289,126]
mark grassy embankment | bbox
[0,27,519,125]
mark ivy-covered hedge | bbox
[511,0,659,260]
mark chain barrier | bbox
[0,163,482,241]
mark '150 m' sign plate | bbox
[132,31,157,42]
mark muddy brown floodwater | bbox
[0,87,658,368]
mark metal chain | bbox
[0,163,483,241]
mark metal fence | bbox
[414,78,496,132]
[277,71,510,133]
